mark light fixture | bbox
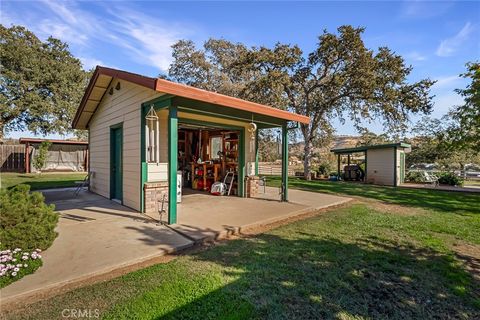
[115,82,121,90]
[108,87,114,95]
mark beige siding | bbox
[366,148,395,186]
[88,80,161,211]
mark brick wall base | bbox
[144,181,169,214]
[246,176,260,198]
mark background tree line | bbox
[1,24,478,178]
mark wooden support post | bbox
[25,143,30,173]
[168,105,178,224]
[281,123,288,202]
[337,154,340,178]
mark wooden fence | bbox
[258,163,295,176]
[0,145,25,173]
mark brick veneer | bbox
[246,176,260,198]
[144,181,169,213]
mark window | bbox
[210,136,223,159]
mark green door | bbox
[400,152,405,184]
[111,127,123,201]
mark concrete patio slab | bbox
[172,187,350,241]
[1,186,350,306]
[0,189,193,305]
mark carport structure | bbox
[72,66,310,225]
[331,142,411,187]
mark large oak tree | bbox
[169,26,435,178]
[0,25,89,140]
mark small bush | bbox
[405,171,425,183]
[317,163,331,176]
[0,184,58,251]
[438,172,464,186]
[0,248,43,288]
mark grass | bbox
[267,176,480,215]
[0,172,87,190]
[3,180,479,319]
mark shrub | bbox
[33,140,51,173]
[438,172,464,186]
[405,171,425,183]
[317,163,331,176]
[0,248,43,288]
[0,184,58,251]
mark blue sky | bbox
[2,0,479,139]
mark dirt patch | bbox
[367,201,426,216]
[453,242,480,281]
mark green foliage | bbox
[0,25,89,139]
[356,128,391,146]
[0,184,58,251]
[169,26,434,179]
[405,171,425,183]
[317,162,331,176]
[446,62,480,153]
[438,172,464,186]
[32,141,51,173]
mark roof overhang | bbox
[331,142,411,154]
[72,66,310,130]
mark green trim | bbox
[179,117,244,130]
[140,98,173,212]
[337,154,340,177]
[110,123,123,203]
[331,142,411,154]
[393,146,398,187]
[400,151,405,184]
[255,129,259,176]
[364,150,368,181]
[281,122,288,201]
[239,128,245,197]
[143,95,174,110]
[172,97,285,128]
[168,105,178,224]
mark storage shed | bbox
[331,142,411,186]
[72,66,310,224]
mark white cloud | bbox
[401,0,453,19]
[105,9,187,72]
[79,57,104,70]
[405,51,427,62]
[436,22,474,57]
[433,75,462,88]
[3,0,193,73]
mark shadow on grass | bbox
[104,227,479,319]
[267,177,480,215]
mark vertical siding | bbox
[365,148,395,186]
[88,81,161,211]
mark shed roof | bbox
[72,66,310,129]
[19,138,88,145]
[331,142,411,154]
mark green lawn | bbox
[0,172,87,190]
[3,180,480,319]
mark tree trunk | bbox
[0,121,4,142]
[303,135,313,181]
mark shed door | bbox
[111,127,123,201]
[400,152,405,184]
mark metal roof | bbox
[331,142,411,154]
